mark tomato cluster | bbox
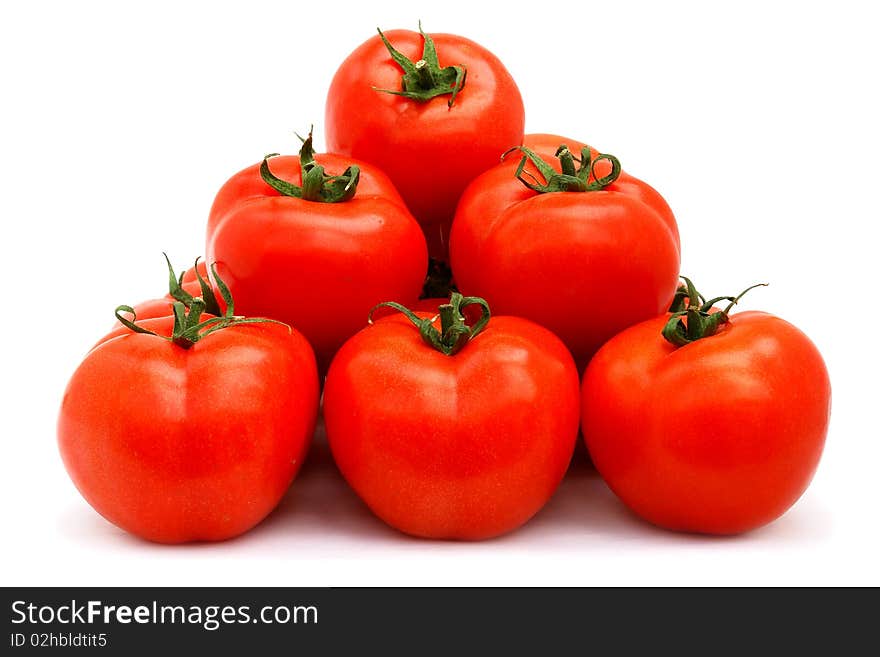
[58,24,830,544]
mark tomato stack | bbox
[58,24,831,544]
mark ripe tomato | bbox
[59,261,319,543]
[581,279,831,534]
[325,24,525,259]
[206,132,427,372]
[323,294,580,540]
[449,133,681,370]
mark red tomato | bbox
[206,133,427,372]
[450,133,681,370]
[325,24,525,259]
[581,280,831,534]
[59,265,320,544]
[323,294,580,540]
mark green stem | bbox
[557,146,578,177]
[260,127,360,203]
[662,276,768,348]
[373,22,467,108]
[162,253,215,314]
[503,144,622,193]
[414,59,436,88]
[369,292,491,356]
[668,284,691,313]
[115,256,289,349]
[438,303,458,334]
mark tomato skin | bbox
[325,29,525,259]
[58,318,319,544]
[581,310,831,535]
[324,312,580,540]
[450,133,680,370]
[206,153,427,372]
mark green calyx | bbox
[373,22,467,108]
[662,276,768,347]
[115,254,288,349]
[369,292,490,356]
[504,144,622,193]
[260,127,360,203]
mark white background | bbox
[2,0,877,586]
